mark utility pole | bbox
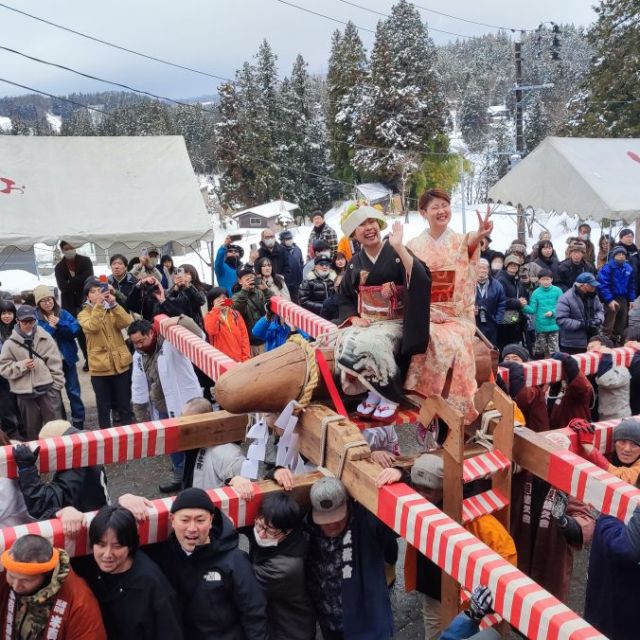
[514,31,525,243]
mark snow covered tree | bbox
[326,22,367,182]
[352,0,447,188]
[173,104,216,173]
[568,0,640,136]
[459,81,490,153]
[60,108,95,136]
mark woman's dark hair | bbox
[0,300,17,340]
[539,240,554,251]
[161,255,175,273]
[333,252,347,273]
[258,492,301,532]
[599,234,612,250]
[207,286,229,310]
[254,257,285,290]
[418,188,450,211]
[89,506,139,556]
[128,257,140,271]
[312,239,330,253]
[109,253,129,268]
[179,264,206,291]
[37,297,60,317]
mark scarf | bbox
[7,550,70,640]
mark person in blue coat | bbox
[215,236,244,296]
[598,245,636,344]
[251,312,310,351]
[34,285,85,428]
[584,506,640,640]
[475,259,506,348]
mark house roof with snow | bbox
[355,182,392,204]
[232,200,299,219]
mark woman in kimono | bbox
[404,188,492,424]
[326,203,431,421]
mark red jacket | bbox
[550,372,593,428]
[0,567,106,640]
[514,386,550,433]
[204,307,250,362]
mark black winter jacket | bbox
[147,509,267,640]
[18,463,109,520]
[299,271,336,315]
[73,549,183,640]
[258,241,288,278]
[556,258,597,292]
[54,254,95,314]
[126,284,184,322]
[249,526,316,640]
[495,270,529,311]
[166,284,207,328]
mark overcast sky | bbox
[0,0,597,101]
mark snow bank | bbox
[0,116,11,132]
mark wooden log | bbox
[0,412,248,479]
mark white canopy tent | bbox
[489,136,640,222]
[0,136,212,250]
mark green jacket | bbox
[522,284,563,333]
[232,287,273,345]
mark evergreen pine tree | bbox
[459,82,490,153]
[569,0,640,136]
[352,0,447,187]
[60,108,96,136]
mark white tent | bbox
[489,136,640,222]
[231,200,299,219]
[0,136,212,250]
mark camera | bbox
[140,281,159,294]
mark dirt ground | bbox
[73,368,589,639]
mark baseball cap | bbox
[310,477,348,525]
[575,272,600,287]
[411,453,444,490]
[16,305,37,320]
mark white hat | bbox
[340,203,388,238]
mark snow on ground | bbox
[0,199,614,294]
[0,116,11,132]
[46,113,62,134]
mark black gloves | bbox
[499,361,525,399]
[551,352,580,383]
[466,585,493,621]
[12,444,40,470]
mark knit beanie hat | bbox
[613,419,640,446]
[33,285,53,306]
[170,488,216,514]
[502,343,530,363]
[568,241,586,254]
[612,246,628,258]
[508,242,526,255]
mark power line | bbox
[274,0,375,33]
[410,2,529,33]
[0,1,231,83]
[0,44,217,116]
[334,0,473,38]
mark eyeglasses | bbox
[18,318,36,325]
[254,518,282,538]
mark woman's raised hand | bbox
[475,203,494,240]
[388,221,404,251]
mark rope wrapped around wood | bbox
[287,334,319,411]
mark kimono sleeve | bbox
[401,255,431,357]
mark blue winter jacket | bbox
[598,258,635,303]
[584,512,640,640]
[36,308,80,366]
[251,315,310,351]
[214,246,239,297]
[281,243,304,290]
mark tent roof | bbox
[0,136,212,250]
[488,136,640,222]
[232,200,299,218]
[356,182,391,203]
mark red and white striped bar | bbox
[0,419,181,479]
[156,315,237,381]
[552,414,640,455]
[461,489,509,524]
[0,485,262,558]
[463,450,511,484]
[270,295,337,337]
[547,447,640,523]
[378,483,605,640]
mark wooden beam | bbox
[0,412,248,479]
[0,472,323,557]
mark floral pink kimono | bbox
[404,227,479,423]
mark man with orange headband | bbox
[0,534,106,639]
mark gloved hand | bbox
[585,446,610,471]
[567,418,595,445]
[466,585,493,621]
[550,491,569,528]
[499,361,525,399]
[551,352,580,383]
[12,444,41,470]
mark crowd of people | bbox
[1,203,640,639]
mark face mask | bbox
[253,526,279,548]
[491,262,503,272]
[264,239,275,248]
[284,239,293,247]
[63,249,76,260]
[316,270,330,278]
[148,257,158,268]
